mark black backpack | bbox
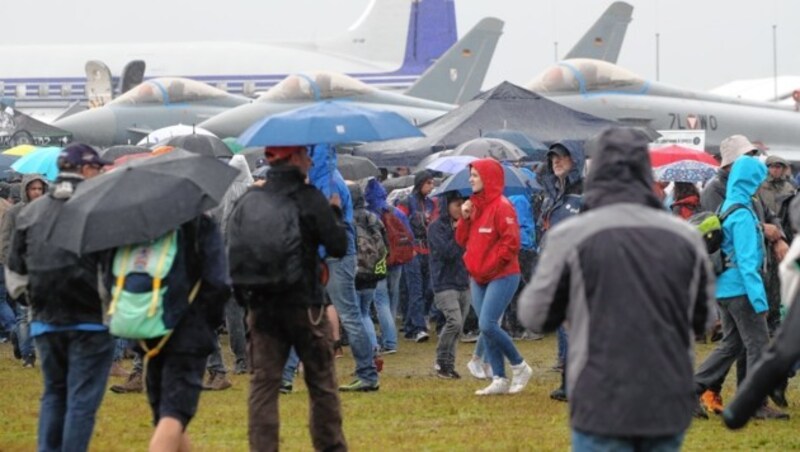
[354,209,388,284]
[226,185,304,289]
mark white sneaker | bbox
[509,361,533,394]
[475,377,510,395]
[482,362,494,379]
[467,358,486,379]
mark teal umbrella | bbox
[222,137,244,154]
[11,146,62,181]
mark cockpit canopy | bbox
[110,78,227,106]
[258,71,375,102]
[526,59,647,95]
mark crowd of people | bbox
[1,127,799,451]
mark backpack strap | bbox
[139,279,201,360]
[108,245,133,316]
[719,203,748,223]
[149,230,176,317]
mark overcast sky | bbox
[4,0,798,92]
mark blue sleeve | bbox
[729,211,768,313]
[510,195,535,249]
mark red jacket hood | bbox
[470,159,504,208]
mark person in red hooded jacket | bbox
[456,158,533,395]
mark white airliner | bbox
[0,0,457,119]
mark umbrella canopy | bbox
[655,160,718,183]
[450,138,527,161]
[108,152,153,169]
[238,101,424,147]
[337,154,380,181]
[100,145,151,161]
[425,155,477,174]
[2,144,37,157]
[164,134,233,158]
[650,145,719,167]
[136,125,215,146]
[47,148,238,255]
[11,146,62,181]
[433,164,535,197]
[222,137,244,154]
[483,130,549,162]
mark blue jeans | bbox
[403,254,430,336]
[35,330,114,452]
[357,288,379,351]
[470,274,523,378]
[373,267,400,350]
[225,299,247,367]
[326,255,378,385]
[15,303,35,358]
[558,325,569,363]
[282,348,300,384]
[571,429,685,452]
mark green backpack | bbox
[108,229,200,356]
[689,203,747,275]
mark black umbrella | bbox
[337,154,380,181]
[163,134,233,158]
[100,145,151,161]
[47,148,238,255]
[450,138,527,161]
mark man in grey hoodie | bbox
[0,173,47,367]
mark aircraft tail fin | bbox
[405,18,504,104]
[319,0,457,75]
[564,1,633,63]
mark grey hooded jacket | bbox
[0,174,48,264]
[519,128,716,437]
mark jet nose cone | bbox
[199,104,271,139]
[54,108,117,147]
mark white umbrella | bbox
[137,124,216,146]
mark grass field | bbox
[1,334,798,451]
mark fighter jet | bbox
[525,58,800,159]
[53,78,248,146]
[199,17,505,139]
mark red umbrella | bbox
[649,145,719,168]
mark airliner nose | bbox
[54,108,117,147]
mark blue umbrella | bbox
[433,164,537,197]
[655,160,717,183]
[483,130,549,162]
[425,155,477,174]
[11,146,62,181]
[238,101,424,147]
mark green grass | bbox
[1,335,799,451]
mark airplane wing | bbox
[126,127,153,138]
[405,17,504,105]
[564,1,633,63]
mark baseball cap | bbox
[57,143,112,169]
[264,146,306,164]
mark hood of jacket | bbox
[583,128,662,212]
[348,182,366,210]
[364,177,389,214]
[723,156,767,209]
[309,144,335,196]
[229,154,253,186]
[470,158,504,209]
[542,140,586,196]
[437,190,463,221]
[20,173,48,204]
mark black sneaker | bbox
[339,379,379,392]
[550,387,568,402]
[692,399,709,420]
[754,405,790,420]
[279,381,293,394]
[22,355,35,368]
[436,368,461,380]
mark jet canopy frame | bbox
[109,78,228,106]
[258,71,375,102]
[527,59,648,96]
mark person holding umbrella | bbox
[5,143,113,452]
[456,158,533,395]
